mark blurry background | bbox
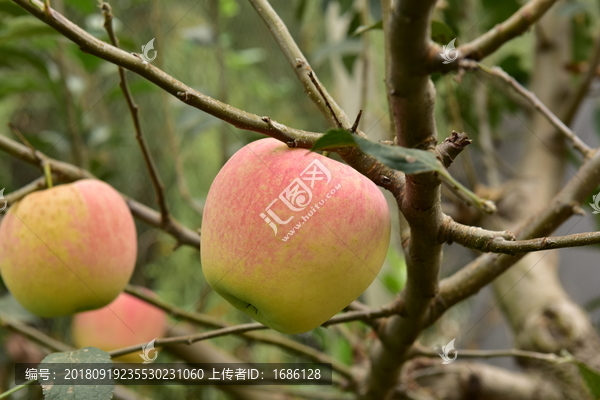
[1,0,600,398]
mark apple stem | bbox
[43,162,53,188]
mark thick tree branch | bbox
[432,0,560,70]
[102,2,172,228]
[362,0,441,398]
[0,135,200,248]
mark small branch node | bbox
[176,91,191,102]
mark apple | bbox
[0,179,137,317]
[201,138,391,334]
[72,292,167,363]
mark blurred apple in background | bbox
[0,179,137,317]
[201,138,391,334]
[72,292,167,363]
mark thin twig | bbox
[563,33,600,126]
[246,0,351,129]
[308,71,342,128]
[409,344,564,363]
[475,63,592,157]
[8,123,39,161]
[102,2,171,228]
[125,284,353,379]
[9,0,406,206]
[9,123,53,187]
[474,81,501,186]
[0,316,72,353]
[0,380,36,399]
[4,176,48,206]
[441,0,561,67]
[433,148,600,323]
[0,134,200,248]
[351,110,363,133]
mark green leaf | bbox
[40,348,113,400]
[313,129,497,213]
[576,361,600,398]
[431,20,456,45]
[352,20,382,36]
[313,128,439,175]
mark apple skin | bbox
[72,292,167,363]
[0,179,137,317]
[201,138,391,334]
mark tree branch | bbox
[435,0,561,69]
[102,2,172,228]
[125,285,353,380]
[4,176,47,206]
[409,344,564,363]
[404,359,563,400]
[0,134,200,249]
[247,0,351,129]
[431,147,600,321]
[10,0,322,147]
[362,0,441,398]
[436,131,473,168]
[471,62,593,157]
[9,0,409,207]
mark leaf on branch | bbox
[312,129,497,214]
[40,347,114,400]
[312,128,440,175]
